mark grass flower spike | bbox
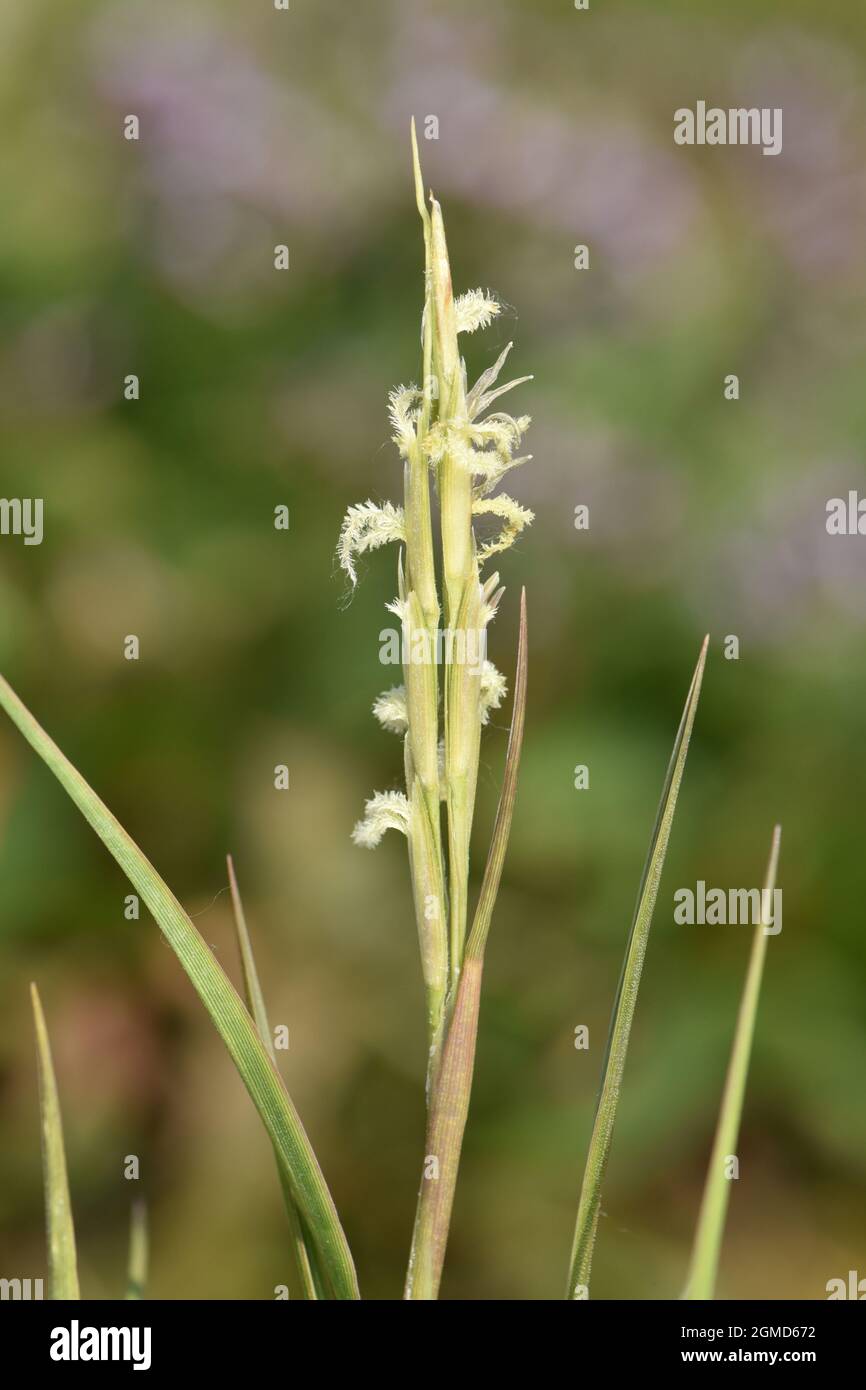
[337,122,533,1297]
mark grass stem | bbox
[405,594,527,1299]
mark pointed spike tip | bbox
[410,118,428,224]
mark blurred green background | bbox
[2,0,865,1300]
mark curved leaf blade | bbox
[466,588,528,964]
[227,853,323,1300]
[125,1199,148,1300]
[566,636,709,1298]
[682,825,782,1300]
[31,983,80,1300]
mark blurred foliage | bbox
[1,0,865,1299]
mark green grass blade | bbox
[125,1199,148,1300]
[227,853,323,1300]
[1,675,359,1300]
[682,825,782,1300]
[227,854,277,1058]
[405,591,528,1300]
[465,589,528,964]
[566,635,709,1298]
[30,983,80,1300]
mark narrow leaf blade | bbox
[566,636,709,1298]
[31,983,80,1300]
[1,676,358,1300]
[227,853,323,1300]
[465,587,528,962]
[682,825,782,1300]
[227,853,276,1060]
[125,1199,148,1300]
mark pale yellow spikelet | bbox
[472,376,534,419]
[466,342,533,420]
[475,453,532,498]
[470,412,530,462]
[466,342,513,415]
[479,570,505,626]
[465,413,532,496]
[484,413,531,452]
[429,197,462,404]
[338,500,406,586]
[479,660,507,725]
[473,494,535,562]
[427,412,530,489]
[454,288,501,335]
[421,423,477,478]
[352,790,412,848]
[421,422,448,466]
[468,417,518,457]
[449,433,483,476]
[373,686,408,735]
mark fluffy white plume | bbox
[351,790,412,848]
[338,500,405,586]
[454,288,501,334]
[473,494,534,562]
[385,595,410,622]
[422,412,530,495]
[388,385,421,456]
[372,686,408,735]
[479,661,507,724]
